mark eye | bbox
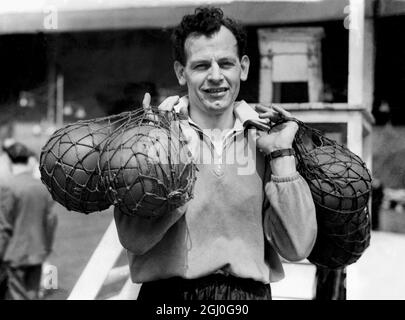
[193,64,209,70]
[220,61,235,69]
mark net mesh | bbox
[40,111,134,213]
[99,107,196,218]
[283,118,373,268]
[40,107,196,217]
[40,103,371,266]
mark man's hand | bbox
[254,104,298,176]
[142,93,198,160]
[142,93,189,118]
[255,104,298,155]
[157,95,189,120]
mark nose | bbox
[207,62,223,82]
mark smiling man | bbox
[174,24,249,121]
[113,6,317,300]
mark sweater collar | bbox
[186,101,250,133]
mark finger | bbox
[142,92,159,122]
[254,104,270,112]
[258,112,281,122]
[256,104,282,122]
[158,95,180,111]
[174,96,189,119]
[255,104,292,119]
[142,92,151,110]
[255,104,277,116]
[256,104,295,124]
[271,104,293,119]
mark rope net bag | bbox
[290,119,372,269]
[98,107,196,218]
[39,111,136,214]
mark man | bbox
[0,142,57,300]
[114,7,317,300]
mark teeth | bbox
[205,88,227,93]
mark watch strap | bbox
[269,148,295,160]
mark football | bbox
[40,122,111,213]
[99,124,195,218]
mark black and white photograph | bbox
[0,0,405,306]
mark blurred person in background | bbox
[371,178,384,230]
[0,153,11,180]
[0,142,57,300]
[0,139,15,297]
[0,139,14,181]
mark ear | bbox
[240,55,250,82]
[174,61,187,86]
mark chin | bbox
[208,103,228,113]
[210,99,232,110]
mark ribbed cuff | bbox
[271,172,300,183]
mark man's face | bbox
[174,26,250,116]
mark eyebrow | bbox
[189,57,238,66]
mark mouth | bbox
[202,87,228,94]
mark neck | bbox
[189,105,235,132]
[12,164,32,176]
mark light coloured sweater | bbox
[114,102,317,284]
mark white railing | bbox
[67,219,141,300]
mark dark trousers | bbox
[0,263,7,299]
[1,264,42,300]
[314,267,346,300]
[137,273,272,300]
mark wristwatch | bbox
[269,148,295,160]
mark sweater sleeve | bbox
[263,172,317,262]
[113,204,188,256]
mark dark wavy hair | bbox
[3,142,35,164]
[171,7,247,65]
